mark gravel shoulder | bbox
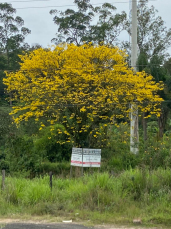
[0,219,164,229]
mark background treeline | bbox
[1,0,171,177]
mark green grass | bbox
[1,168,171,227]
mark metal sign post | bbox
[81,148,83,176]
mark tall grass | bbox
[1,168,171,225]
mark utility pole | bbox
[130,0,139,154]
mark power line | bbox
[4,0,158,10]
[7,0,158,3]
[0,64,168,72]
[13,4,128,10]
[7,0,50,2]
[0,102,168,112]
[0,100,166,108]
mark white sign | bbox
[71,147,101,167]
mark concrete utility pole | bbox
[130,0,139,154]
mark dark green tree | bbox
[50,0,94,45]
[137,0,171,61]
[125,0,171,62]
[132,0,171,139]
[0,3,31,101]
[50,0,127,46]
[88,3,126,45]
[0,3,31,70]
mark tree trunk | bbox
[9,93,12,106]
[158,108,168,139]
[142,112,147,142]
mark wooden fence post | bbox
[70,166,73,179]
[49,171,53,191]
[1,170,5,190]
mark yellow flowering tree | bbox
[4,44,163,146]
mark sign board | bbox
[71,147,101,167]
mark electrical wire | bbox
[7,0,50,2]
[0,64,167,72]
[10,4,129,10]
[8,0,50,2]
[0,99,169,109]
[7,0,158,3]
[3,0,158,10]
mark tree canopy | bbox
[0,3,31,69]
[50,0,126,46]
[0,3,31,100]
[137,0,171,61]
[4,44,163,146]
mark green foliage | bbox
[1,170,171,225]
[37,162,70,176]
[0,106,14,145]
[138,133,171,169]
[136,0,171,60]
[120,168,171,203]
[0,115,72,176]
[34,124,72,162]
[0,3,31,60]
[89,3,126,45]
[137,52,149,72]
[0,3,31,99]
[50,0,94,45]
[3,177,52,205]
[5,134,41,176]
[101,123,139,172]
[50,0,126,46]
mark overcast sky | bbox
[4,0,171,48]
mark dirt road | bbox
[0,223,159,229]
[0,223,91,229]
[0,219,161,229]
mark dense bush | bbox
[3,116,171,177]
[34,124,72,162]
[5,135,40,177]
[37,161,70,177]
